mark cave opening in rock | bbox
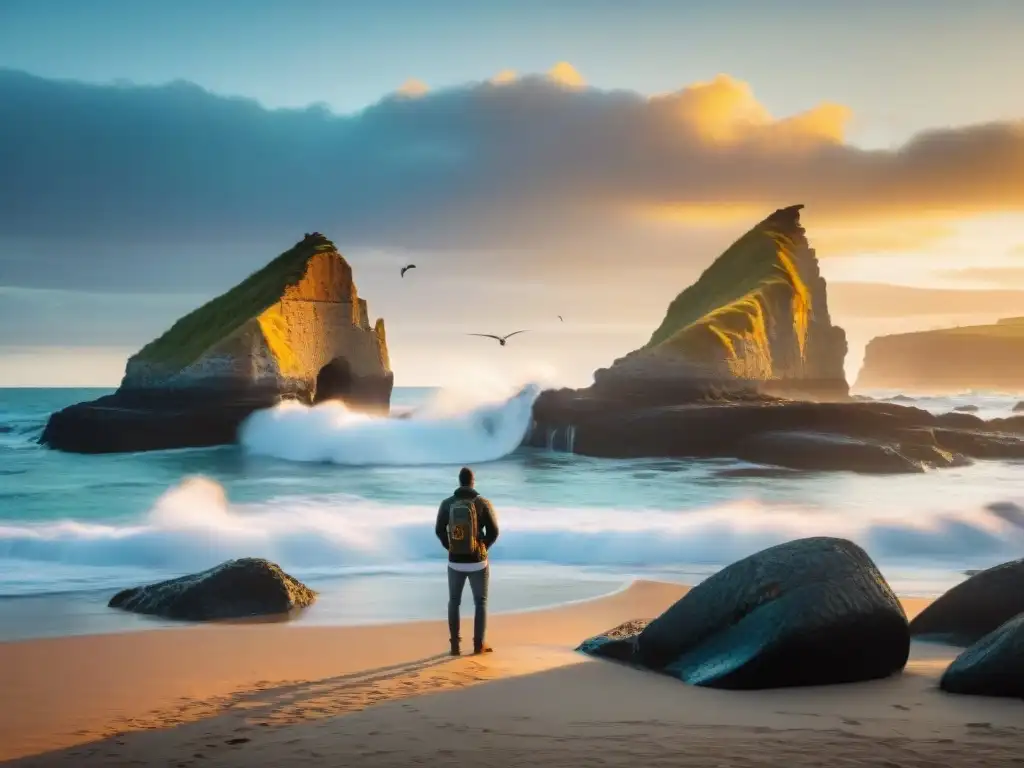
[314,356,354,404]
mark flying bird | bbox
[400,264,416,278]
[467,330,529,347]
[558,315,563,322]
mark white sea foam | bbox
[239,380,542,465]
[1,475,1022,596]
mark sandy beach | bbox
[2,580,1022,767]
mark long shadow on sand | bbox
[6,645,1024,767]
[3,652,463,766]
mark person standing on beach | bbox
[435,467,500,656]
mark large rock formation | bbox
[592,204,849,404]
[578,537,910,689]
[530,395,1024,471]
[41,233,392,453]
[856,317,1024,393]
[524,206,1024,472]
[940,614,1024,698]
[909,559,1024,646]
[108,557,316,621]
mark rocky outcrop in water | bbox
[108,558,316,621]
[856,318,1024,393]
[525,206,1024,473]
[940,614,1024,698]
[590,204,849,403]
[909,559,1024,646]
[578,537,910,689]
[528,390,1024,473]
[41,233,392,453]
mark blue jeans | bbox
[448,565,489,647]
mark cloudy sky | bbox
[1,0,1023,387]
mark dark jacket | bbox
[435,486,500,564]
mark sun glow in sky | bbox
[0,0,1023,387]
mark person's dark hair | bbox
[458,467,474,487]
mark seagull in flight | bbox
[400,264,416,278]
[467,330,529,347]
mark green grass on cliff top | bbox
[135,235,337,368]
[643,206,803,350]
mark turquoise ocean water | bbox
[1,384,1022,642]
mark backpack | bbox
[447,497,479,556]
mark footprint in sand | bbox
[224,737,251,745]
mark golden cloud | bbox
[490,69,518,85]
[650,74,850,146]
[547,61,586,88]
[396,78,429,97]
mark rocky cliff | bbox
[524,207,1024,471]
[41,233,392,453]
[121,232,391,404]
[856,319,1024,393]
[592,204,848,402]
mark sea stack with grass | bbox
[40,233,392,453]
[526,206,1024,471]
[592,203,850,404]
[856,317,1024,393]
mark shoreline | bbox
[0,561,975,644]
[0,567,634,644]
[4,579,1023,766]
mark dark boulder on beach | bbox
[578,537,910,689]
[108,557,317,621]
[940,614,1024,698]
[909,559,1024,645]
